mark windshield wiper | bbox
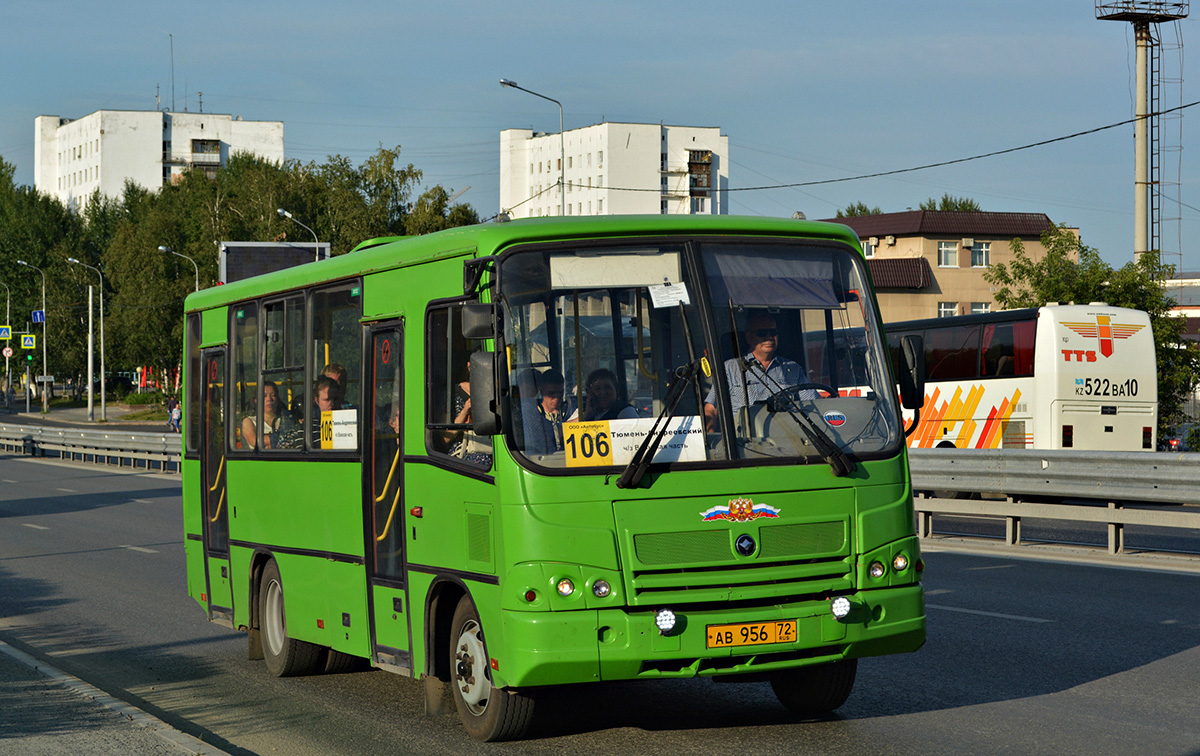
[616,360,700,489]
[743,361,854,477]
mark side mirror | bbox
[469,351,501,436]
[461,303,497,340]
[898,334,925,410]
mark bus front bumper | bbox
[496,584,924,688]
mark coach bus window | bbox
[262,297,305,450]
[232,304,258,450]
[925,323,981,382]
[185,313,202,453]
[425,303,491,469]
[309,284,362,451]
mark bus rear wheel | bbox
[449,596,535,741]
[259,559,323,677]
[770,658,857,717]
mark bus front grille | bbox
[626,556,852,606]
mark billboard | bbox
[218,241,331,284]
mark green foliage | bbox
[835,201,881,218]
[0,147,479,380]
[985,226,1200,435]
[919,193,981,212]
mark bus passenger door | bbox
[365,325,411,670]
[201,348,234,625]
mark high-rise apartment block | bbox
[35,110,284,210]
[500,122,727,218]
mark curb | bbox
[0,639,234,756]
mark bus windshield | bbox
[499,238,900,470]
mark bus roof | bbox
[183,215,863,314]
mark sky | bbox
[3,1,1198,272]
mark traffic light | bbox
[26,354,32,362]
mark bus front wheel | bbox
[770,658,857,717]
[259,560,323,677]
[449,596,535,741]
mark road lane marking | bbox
[132,499,154,504]
[2,479,17,483]
[121,545,159,554]
[965,564,1016,571]
[22,524,49,530]
[926,603,1053,623]
[56,487,78,493]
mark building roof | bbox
[866,257,933,289]
[823,210,1057,239]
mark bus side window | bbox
[232,304,258,450]
[261,297,305,450]
[425,302,492,469]
[309,283,363,451]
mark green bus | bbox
[182,215,927,741]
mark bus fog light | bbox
[892,554,909,572]
[592,580,611,598]
[655,609,677,635]
[869,561,886,579]
[556,578,575,597]
[830,596,852,619]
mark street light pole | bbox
[17,260,47,413]
[277,208,321,262]
[157,245,200,292]
[0,281,9,407]
[500,78,565,216]
[68,258,106,422]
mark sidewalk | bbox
[0,396,172,434]
[0,641,228,755]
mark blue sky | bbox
[3,1,1197,271]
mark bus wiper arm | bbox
[616,360,700,489]
[744,362,854,477]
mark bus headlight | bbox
[655,608,677,635]
[592,580,611,598]
[556,578,575,597]
[830,596,852,619]
[868,561,886,579]
[892,553,910,572]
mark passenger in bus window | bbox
[241,381,295,450]
[526,368,568,455]
[440,356,492,467]
[704,310,813,432]
[309,375,345,447]
[573,368,638,422]
[321,362,353,407]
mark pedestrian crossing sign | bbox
[0,326,9,339]
[21,334,35,349]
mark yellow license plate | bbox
[706,620,797,649]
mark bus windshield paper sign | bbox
[563,416,705,468]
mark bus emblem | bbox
[1060,316,1145,359]
[823,411,847,427]
[700,497,781,522]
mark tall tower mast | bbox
[1096,1,1189,261]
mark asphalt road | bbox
[1,456,1199,755]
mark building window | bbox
[598,199,603,214]
[597,150,603,166]
[691,197,707,214]
[972,242,991,268]
[661,200,668,214]
[938,302,958,318]
[567,156,572,169]
[971,302,991,315]
[862,240,876,258]
[597,175,603,188]
[938,241,958,268]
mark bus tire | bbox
[449,596,534,741]
[259,560,323,677]
[321,648,368,675]
[770,658,857,717]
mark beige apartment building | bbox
[824,210,1077,323]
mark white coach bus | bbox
[886,304,1157,451]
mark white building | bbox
[500,122,728,218]
[35,110,284,210]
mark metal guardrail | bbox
[908,448,1200,555]
[0,424,181,473]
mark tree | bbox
[405,186,480,235]
[985,226,1200,435]
[919,193,981,212]
[835,201,881,218]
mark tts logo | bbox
[1062,349,1098,362]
